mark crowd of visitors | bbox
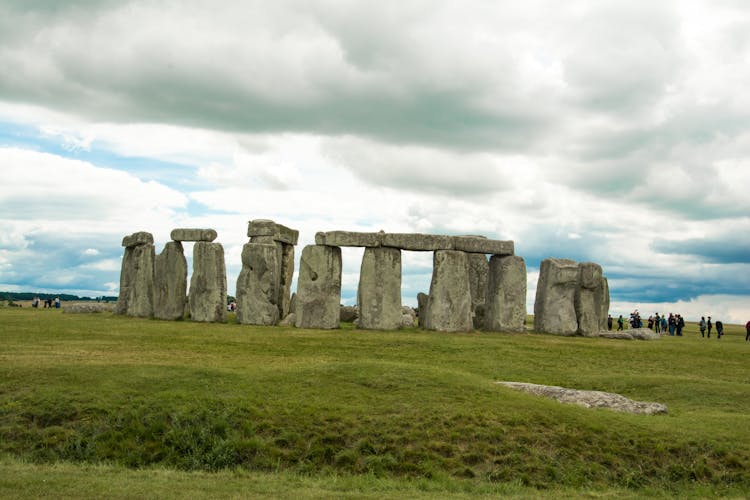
[31,296,60,309]
[602,309,738,340]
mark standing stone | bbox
[236,243,280,325]
[278,243,295,319]
[188,241,227,323]
[598,277,610,331]
[423,250,473,332]
[467,253,489,329]
[153,241,187,320]
[534,258,579,335]
[116,233,155,318]
[575,262,603,337]
[416,292,429,328]
[484,255,527,332]
[295,245,342,329]
[357,247,402,330]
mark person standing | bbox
[660,315,667,333]
[617,315,624,331]
[716,320,723,339]
[676,314,685,336]
[655,313,661,333]
[607,314,613,331]
[699,316,706,337]
[54,297,60,309]
[668,313,676,336]
[745,320,750,341]
[707,317,712,338]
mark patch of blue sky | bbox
[0,120,201,191]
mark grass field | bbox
[1,307,749,498]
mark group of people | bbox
[31,296,60,309]
[605,310,736,339]
[698,316,724,339]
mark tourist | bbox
[654,313,661,333]
[716,320,723,339]
[660,315,667,333]
[745,320,750,341]
[32,296,39,308]
[54,297,60,309]
[707,316,713,338]
[699,316,706,337]
[676,314,685,336]
[617,315,624,331]
[668,313,676,336]
[647,316,654,330]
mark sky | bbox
[1,1,749,323]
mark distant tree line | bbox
[0,291,118,302]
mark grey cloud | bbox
[652,236,750,264]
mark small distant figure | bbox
[699,316,706,337]
[32,296,40,308]
[654,313,661,333]
[617,314,624,331]
[676,314,685,336]
[716,320,723,339]
[647,316,654,330]
[54,297,60,309]
[660,315,667,333]
[607,314,613,331]
[707,316,712,338]
[745,320,750,341]
[668,313,676,336]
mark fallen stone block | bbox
[497,381,668,415]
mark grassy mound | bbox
[1,309,748,496]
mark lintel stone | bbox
[315,231,383,247]
[170,228,217,242]
[453,236,514,255]
[247,219,299,244]
[381,233,454,251]
[122,231,154,248]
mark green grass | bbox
[1,308,749,497]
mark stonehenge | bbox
[534,258,611,336]
[116,222,610,337]
[236,220,299,325]
[116,228,227,322]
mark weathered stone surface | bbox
[424,250,473,332]
[64,303,114,313]
[467,253,489,329]
[452,236,514,255]
[188,242,227,323]
[170,228,217,242]
[278,243,295,319]
[315,231,383,247]
[121,231,154,248]
[575,262,604,337]
[340,305,358,322]
[279,312,296,327]
[599,332,634,340]
[295,245,342,329]
[628,328,662,340]
[533,258,579,335]
[357,247,402,330]
[153,241,187,320]
[289,292,297,316]
[247,219,299,245]
[416,292,429,328]
[484,255,527,332]
[400,313,416,328]
[236,243,279,325]
[598,277,610,331]
[116,243,155,317]
[497,382,668,415]
[382,233,453,251]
